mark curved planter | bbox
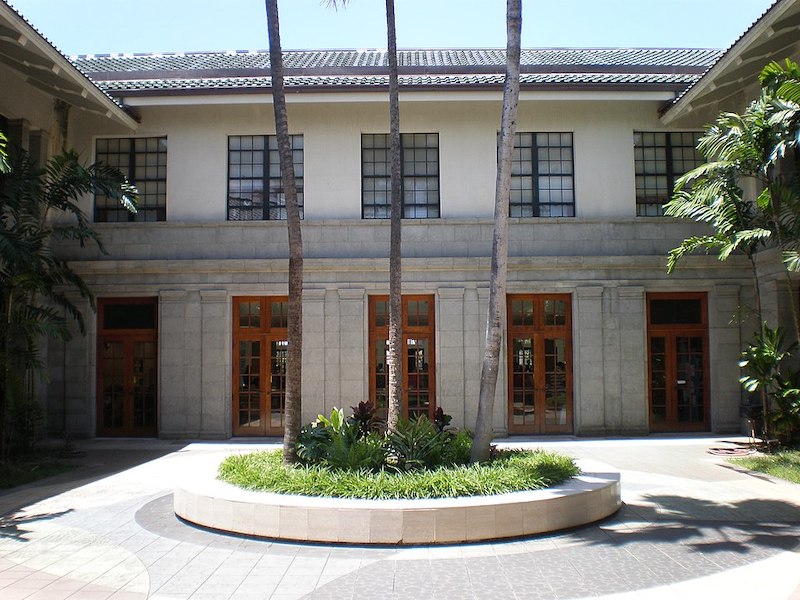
[174,464,621,545]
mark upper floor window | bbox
[95,137,167,222]
[510,132,575,217]
[228,135,303,221]
[634,131,704,216]
[362,133,440,219]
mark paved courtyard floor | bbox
[0,436,799,599]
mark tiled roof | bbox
[72,48,722,96]
[96,72,704,93]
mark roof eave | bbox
[0,1,138,130]
[662,0,795,125]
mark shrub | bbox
[296,406,471,472]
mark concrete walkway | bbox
[0,436,798,599]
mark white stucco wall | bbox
[69,90,701,224]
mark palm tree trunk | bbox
[386,0,403,432]
[471,0,522,463]
[266,0,304,464]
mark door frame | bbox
[646,292,710,432]
[232,296,288,436]
[96,297,158,437]
[368,294,436,421]
[506,293,573,435]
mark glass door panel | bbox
[100,341,125,430]
[649,337,667,424]
[270,340,287,430]
[406,337,431,420]
[374,339,389,422]
[511,338,535,427]
[237,340,262,430]
[132,341,157,428]
[676,336,704,424]
[544,338,567,426]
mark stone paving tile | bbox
[2,438,800,600]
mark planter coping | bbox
[174,457,622,544]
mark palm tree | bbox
[266,0,304,464]
[325,0,403,431]
[0,148,136,457]
[384,0,403,433]
[471,0,522,463]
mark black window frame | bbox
[227,134,304,221]
[361,133,440,219]
[509,132,575,218]
[94,136,167,223]
[634,131,704,217]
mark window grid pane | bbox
[634,131,703,216]
[228,135,304,221]
[510,132,574,218]
[95,137,167,222]
[362,133,440,219]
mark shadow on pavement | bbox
[0,441,186,518]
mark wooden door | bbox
[507,294,573,434]
[97,299,158,436]
[647,293,709,431]
[369,295,436,422]
[233,297,287,436]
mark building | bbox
[1,0,798,439]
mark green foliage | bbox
[0,131,9,174]
[218,447,579,500]
[739,325,800,445]
[387,416,448,471]
[730,450,800,484]
[297,406,471,473]
[0,148,137,457]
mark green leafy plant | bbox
[219,447,579,500]
[739,325,800,446]
[386,416,449,471]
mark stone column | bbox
[302,289,327,422]
[462,287,482,431]
[159,289,190,437]
[710,284,742,433]
[618,286,647,434]
[437,287,465,428]
[338,289,366,409]
[575,286,604,434]
[200,290,229,438]
[324,289,341,414]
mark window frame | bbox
[634,131,704,217]
[94,136,167,223]
[227,134,304,221]
[361,133,440,219]
[509,132,575,218]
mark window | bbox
[228,135,303,221]
[634,131,704,216]
[510,132,575,217]
[362,133,439,219]
[95,137,167,222]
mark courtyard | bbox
[0,436,799,599]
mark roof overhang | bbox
[662,0,800,124]
[0,1,138,129]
